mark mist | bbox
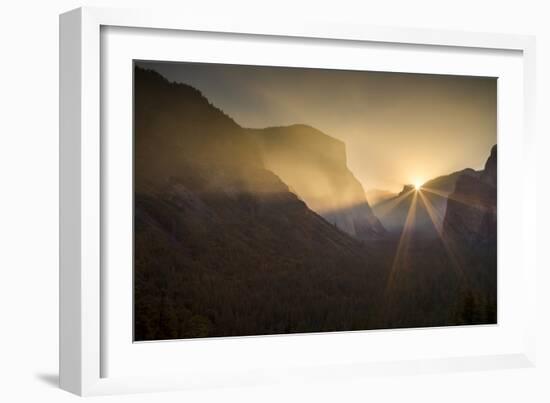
[136,61,496,192]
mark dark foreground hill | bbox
[134,67,388,340]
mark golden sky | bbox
[137,61,496,193]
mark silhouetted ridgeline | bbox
[133,66,497,340]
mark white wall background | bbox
[0,0,548,401]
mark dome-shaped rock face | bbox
[249,125,386,240]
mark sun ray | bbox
[417,191,446,236]
[418,190,466,280]
[385,191,418,295]
[375,188,415,219]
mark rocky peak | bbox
[398,184,415,196]
[481,144,497,186]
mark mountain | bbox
[133,66,497,340]
[443,145,497,244]
[249,125,386,239]
[372,169,479,236]
[133,67,388,340]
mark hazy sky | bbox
[136,61,496,193]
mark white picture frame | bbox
[59,6,537,396]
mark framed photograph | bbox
[60,7,537,396]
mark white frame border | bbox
[59,6,537,396]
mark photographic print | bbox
[133,61,497,341]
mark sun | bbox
[414,181,423,191]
